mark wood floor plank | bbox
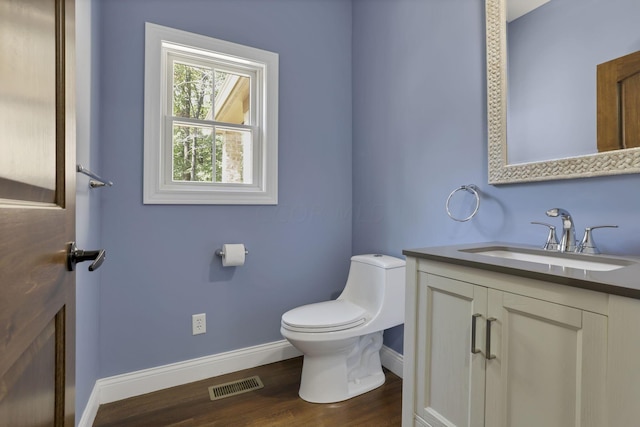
[93,357,402,426]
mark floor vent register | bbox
[208,375,264,401]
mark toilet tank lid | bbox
[351,254,405,269]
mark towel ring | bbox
[446,185,480,222]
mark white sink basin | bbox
[462,247,631,272]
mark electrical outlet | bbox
[192,313,206,335]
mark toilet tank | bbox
[338,254,406,328]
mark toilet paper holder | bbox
[215,247,249,257]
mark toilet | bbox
[280,254,406,403]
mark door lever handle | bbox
[67,242,106,272]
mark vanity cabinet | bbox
[403,257,608,427]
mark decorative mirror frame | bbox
[486,0,640,184]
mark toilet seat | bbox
[282,300,367,333]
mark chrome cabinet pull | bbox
[486,317,497,360]
[471,313,482,354]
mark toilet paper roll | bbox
[222,243,246,267]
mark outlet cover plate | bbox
[192,313,206,335]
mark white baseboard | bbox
[97,339,301,405]
[78,340,403,427]
[77,384,100,427]
[380,345,404,378]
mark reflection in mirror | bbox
[597,51,640,153]
[486,0,640,184]
[507,0,638,164]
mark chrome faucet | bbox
[545,208,577,253]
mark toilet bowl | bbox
[280,254,406,403]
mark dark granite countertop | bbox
[403,242,640,300]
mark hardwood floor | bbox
[93,357,402,426]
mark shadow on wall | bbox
[209,256,237,282]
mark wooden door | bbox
[414,273,487,427]
[597,50,640,152]
[0,0,76,426]
[484,290,607,427]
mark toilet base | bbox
[297,331,385,403]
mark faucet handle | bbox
[531,222,560,251]
[576,225,619,254]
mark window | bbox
[144,23,278,204]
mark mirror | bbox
[486,0,640,184]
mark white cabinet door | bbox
[415,273,487,427]
[485,290,607,427]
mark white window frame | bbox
[144,23,278,204]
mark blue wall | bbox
[352,0,640,354]
[97,0,353,377]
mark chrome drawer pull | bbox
[486,317,497,360]
[471,313,482,354]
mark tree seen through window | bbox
[172,62,249,183]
